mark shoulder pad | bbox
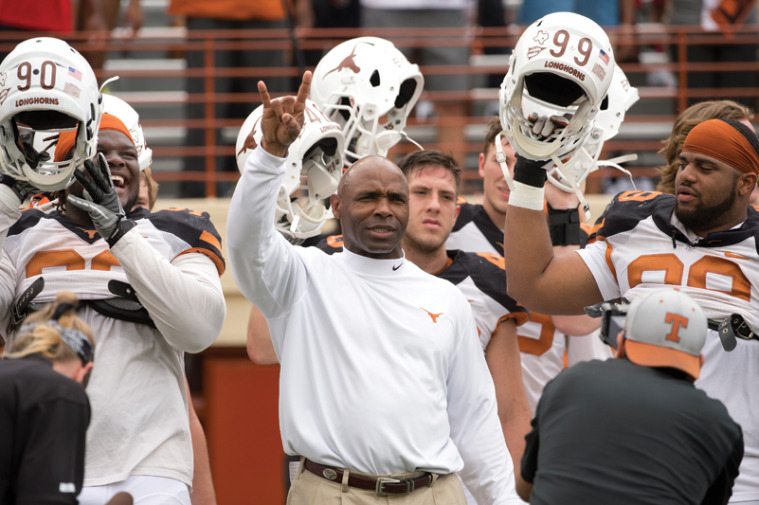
[8,208,48,237]
[441,250,526,315]
[148,208,225,274]
[316,234,343,255]
[589,190,674,242]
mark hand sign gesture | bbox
[258,71,312,158]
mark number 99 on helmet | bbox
[0,37,102,192]
[236,99,345,241]
[499,12,615,162]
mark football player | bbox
[102,92,218,505]
[0,38,226,505]
[504,110,759,505]
[446,117,609,410]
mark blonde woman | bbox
[0,292,94,504]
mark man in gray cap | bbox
[518,289,744,505]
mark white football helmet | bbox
[499,12,615,162]
[0,37,102,191]
[103,94,152,171]
[547,64,640,200]
[236,99,344,241]
[311,36,424,165]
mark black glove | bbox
[513,155,549,188]
[0,174,36,207]
[66,153,135,247]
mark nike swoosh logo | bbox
[392,263,403,271]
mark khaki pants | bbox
[287,465,466,505]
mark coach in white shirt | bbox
[227,72,517,505]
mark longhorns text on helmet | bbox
[499,12,617,164]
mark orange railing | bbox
[0,24,757,197]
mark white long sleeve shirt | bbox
[228,146,517,504]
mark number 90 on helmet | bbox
[236,99,345,241]
[0,37,102,192]
[499,12,615,162]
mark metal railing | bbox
[0,23,757,196]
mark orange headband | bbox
[99,113,134,145]
[682,118,759,175]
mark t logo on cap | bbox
[665,312,689,343]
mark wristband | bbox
[513,156,548,188]
[107,219,136,248]
[509,181,545,211]
[548,206,581,246]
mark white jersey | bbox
[578,190,759,503]
[447,202,607,410]
[0,204,226,487]
[229,147,520,505]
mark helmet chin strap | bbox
[549,152,638,222]
[495,132,515,191]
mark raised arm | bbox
[227,72,313,318]
[504,157,602,314]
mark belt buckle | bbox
[375,477,413,496]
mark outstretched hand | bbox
[258,71,311,158]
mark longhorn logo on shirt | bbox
[325,42,371,77]
[420,307,443,323]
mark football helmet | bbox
[546,65,639,220]
[499,12,615,162]
[103,93,152,171]
[236,99,344,241]
[0,37,102,191]
[310,36,424,164]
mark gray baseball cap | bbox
[624,289,707,379]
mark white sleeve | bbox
[575,241,621,301]
[227,146,308,318]
[447,302,520,505]
[110,230,225,353]
[0,190,21,335]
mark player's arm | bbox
[186,379,217,505]
[227,73,312,318]
[504,157,602,314]
[0,178,30,333]
[246,305,279,365]
[111,234,225,353]
[485,318,531,472]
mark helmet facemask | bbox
[3,110,83,192]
